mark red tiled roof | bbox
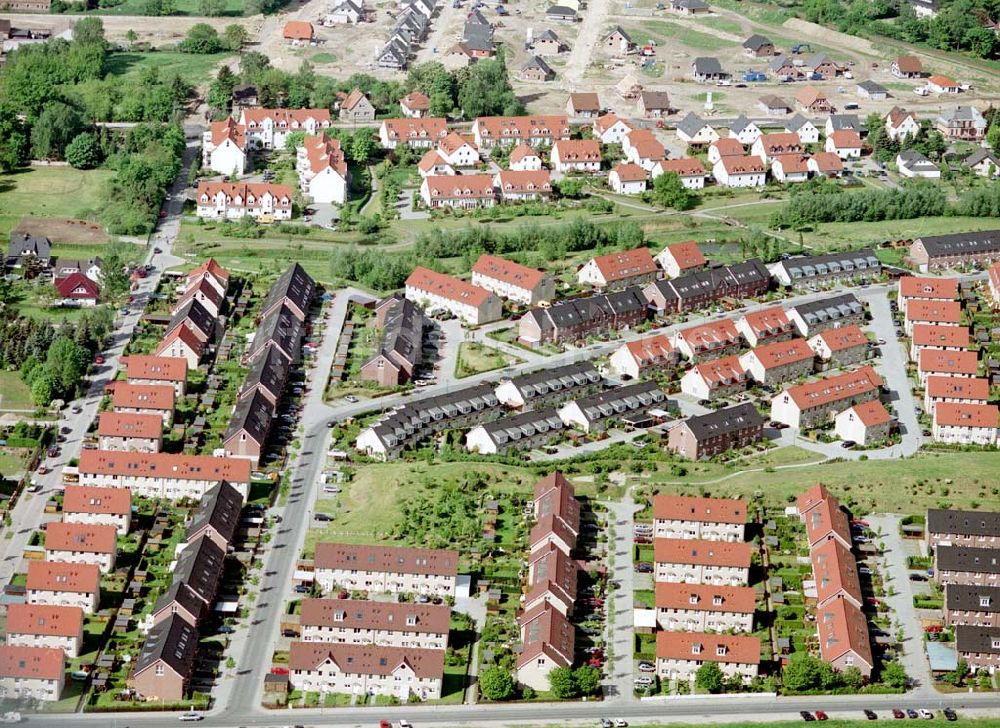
[588,248,657,283]
[656,157,706,177]
[406,266,493,306]
[906,299,962,324]
[741,306,791,337]
[124,355,188,383]
[62,485,131,516]
[845,399,891,427]
[553,139,602,162]
[568,92,600,112]
[209,117,244,151]
[611,163,647,183]
[283,20,314,40]
[418,150,449,172]
[155,325,206,358]
[438,131,476,156]
[509,143,541,163]
[812,324,867,352]
[421,174,495,202]
[472,254,546,291]
[26,561,100,595]
[691,354,746,388]
[0,646,65,680]
[197,181,294,210]
[188,258,229,285]
[918,349,978,376]
[774,154,810,173]
[810,152,844,172]
[783,366,882,410]
[678,319,741,348]
[475,115,571,142]
[899,276,958,301]
[655,582,755,613]
[241,108,331,126]
[757,132,803,154]
[811,537,862,605]
[804,496,852,548]
[96,411,163,439]
[796,484,834,515]
[45,522,117,554]
[816,598,873,669]
[495,169,552,194]
[659,241,706,271]
[400,91,430,111]
[912,324,970,349]
[711,138,744,157]
[302,132,348,177]
[796,85,827,106]
[747,337,813,370]
[6,604,83,638]
[623,334,675,365]
[288,641,445,678]
[928,74,957,88]
[55,272,100,300]
[934,402,999,429]
[894,56,922,74]
[299,598,450,633]
[78,450,252,483]
[314,543,459,577]
[653,538,752,568]
[653,495,747,524]
[112,382,175,412]
[656,631,760,665]
[381,117,449,143]
[886,106,918,128]
[925,375,990,401]
[625,129,665,161]
[720,155,765,174]
[177,277,225,311]
[515,601,574,669]
[829,129,862,149]
[594,113,633,134]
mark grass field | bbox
[454,342,523,379]
[91,0,244,16]
[0,371,34,412]
[0,167,114,241]
[104,51,231,85]
[629,20,732,51]
[798,216,1000,250]
[0,449,30,479]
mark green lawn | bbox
[0,371,34,412]
[454,342,523,379]
[627,20,733,51]
[696,15,743,34]
[104,51,231,85]
[0,449,30,479]
[798,215,1000,251]
[90,0,245,16]
[0,166,114,241]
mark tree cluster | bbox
[770,185,948,228]
[864,113,948,164]
[648,171,697,210]
[547,665,602,698]
[782,654,866,693]
[179,23,248,54]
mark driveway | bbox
[604,494,641,703]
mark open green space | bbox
[627,721,992,728]
[454,342,523,379]
[89,0,245,15]
[0,167,114,241]
[627,20,733,51]
[104,51,231,85]
[696,16,743,34]
[0,448,30,478]
[798,216,1000,250]
[0,371,35,412]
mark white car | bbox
[614,721,629,727]
[178,713,203,722]
[634,676,653,686]
[399,721,413,728]
[919,710,934,720]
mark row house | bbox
[787,293,865,338]
[202,117,246,175]
[77,450,252,501]
[26,561,100,613]
[771,154,810,183]
[817,598,874,678]
[186,481,244,551]
[909,230,1000,273]
[666,402,764,460]
[712,155,766,188]
[187,258,230,300]
[768,250,881,289]
[945,584,1000,628]
[656,241,706,279]
[904,299,962,336]
[644,260,770,315]
[44,522,117,573]
[62,485,131,535]
[495,362,602,410]
[655,582,755,632]
[557,380,666,433]
[918,348,978,386]
[404,266,502,325]
[515,602,575,691]
[910,323,970,361]
[807,324,869,369]
[577,248,658,291]
[289,642,444,701]
[679,354,748,401]
[834,399,892,446]
[924,376,990,416]
[239,335,291,403]
[517,287,647,347]
[935,546,1000,587]
[652,495,746,542]
[437,132,480,168]
[246,303,304,366]
[195,181,293,221]
[314,543,459,597]
[261,261,314,322]
[550,139,602,174]
[239,108,332,149]
[811,538,862,608]
[525,543,578,615]
[608,334,678,380]
[131,614,199,703]
[420,174,496,210]
[0,646,65,703]
[297,132,349,205]
[802,492,852,551]
[465,407,565,455]
[175,276,224,319]
[97,411,163,453]
[672,319,742,361]
[223,389,275,464]
[155,322,206,370]
[739,337,815,386]
[654,538,751,586]
[932,403,998,446]
[928,509,1000,551]
[472,115,572,149]
[769,366,883,429]
[112,382,174,426]
[361,297,424,387]
[825,130,863,159]
[355,384,500,460]
[124,355,187,397]
[655,632,760,684]
[299,599,451,650]
[736,306,795,348]
[149,535,225,628]
[898,275,959,315]
[956,625,1000,674]
[494,170,554,203]
[531,471,581,553]
[378,117,449,150]
[5,604,84,658]
[653,157,708,189]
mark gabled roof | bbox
[243,345,291,400]
[283,20,314,40]
[78,450,252,484]
[516,601,575,669]
[612,162,647,183]
[690,354,746,388]
[263,262,315,317]
[406,266,493,305]
[692,57,723,75]
[899,275,958,300]
[893,55,923,73]
[45,522,117,555]
[746,337,813,369]
[522,55,555,77]
[785,114,816,132]
[289,642,446,678]
[225,388,275,446]
[655,582,755,613]
[63,485,131,516]
[0,646,65,681]
[7,232,51,259]
[780,366,882,410]
[937,545,1000,574]
[6,604,84,638]
[812,537,862,607]
[676,402,763,443]
[653,494,746,524]
[676,111,711,138]
[946,584,1000,614]
[934,402,998,429]
[26,560,100,595]
[473,254,546,290]
[188,481,244,546]
[925,375,989,401]
[300,598,451,633]
[112,382,175,412]
[656,157,706,177]
[314,543,459,576]
[843,399,891,427]
[811,324,868,352]
[135,613,198,677]
[659,241,705,270]
[568,92,600,112]
[125,355,188,383]
[97,411,163,440]
[654,537,752,567]
[918,348,978,376]
[587,248,656,283]
[677,319,741,347]
[656,631,760,665]
[741,305,791,337]
[171,534,226,605]
[167,297,215,341]
[816,598,873,669]
[742,33,771,50]
[55,272,100,299]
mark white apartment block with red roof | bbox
[924,376,990,415]
[655,583,755,632]
[5,604,84,658]
[436,132,480,168]
[296,132,349,204]
[655,632,760,684]
[471,115,572,149]
[769,366,883,429]
[288,642,444,701]
[654,538,752,586]
[904,299,962,336]
[655,241,706,279]
[933,403,999,446]
[77,450,251,501]
[652,158,708,189]
[44,522,117,573]
[712,155,766,188]
[378,118,450,150]
[550,140,602,173]
[314,543,459,597]
[508,144,543,171]
[96,411,163,453]
[62,485,132,535]
[404,266,502,325]
[239,108,332,149]
[0,645,65,702]
[470,254,554,305]
[26,561,100,613]
[493,170,553,202]
[679,355,748,401]
[917,349,979,386]
[419,174,496,210]
[195,181,293,221]
[201,118,246,175]
[125,355,188,397]
[298,599,450,650]
[909,323,970,361]
[576,248,658,290]
[607,334,678,379]
[897,276,959,315]
[652,495,747,542]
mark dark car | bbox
[906,710,918,719]
[801,712,815,722]
[909,573,927,582]
[864,710,878,721]
[815,712,828,721]
[293,584,310,593]
[943,709,957,722]
[893,709,905,719]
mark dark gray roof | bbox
[790,293,864,324]
[785,114,814,132]
[506,362,601,398]
[168,298,215,341]
[945,584,1000,614]
[680,402,764,442]
[936,545,1000,575]
[955,624,1000,655]
[526,287,647,333]
[546,5,577,15]
[263,262,315,317]
[152,581,206,622]
[759,95,790,111]
[232,84,258,102]
[243,346,291,401]
[570,379,665,422]
[463,21,495,50]
[480,407,564,445]
[693,57,723,76]
[606,25,631,42]
[654,259,767,303]
[769,54,796,72]
[537,29,560,42]
[727,258,769,287]
[965,149,999,168]
[467,7,490,24]
[777,250,880,281]
[253,303,304,361]
[225,388,275,446]
[828,114,861,132]
[377,297,423,369]
[523,55,554,76]
[172,534,226,605]
[673,0,708,7]
[7,232,52,260]
[728,115,756,133]
[676,111,709,138]
[136,613,198,677]
[857,80,887,95]
[743,34,771,50]
[917,230,1000,258]
[370,383,499,447]
[188,481,244,547]
[928,509,1000,539]
[898,149,938,171]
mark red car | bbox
[159,210,168,218]
[94,355,105,365]
[269,667,289,675]
[815,712,828,721]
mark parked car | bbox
[614,720,628,727]
[635,563,653,573]
[815,711,828,721]
[26,484,42,494]
[943,708,957,722]
[801,712,815,722]
[344,395,359,403]
[634,676,653,686]
[864,710,878,721]
[893,709,905,719]
[178,714,203,722]
[906,710,918,719]
[293,584,310,593]
[918,710,933,720]
[638,661,655,672]
[909,573,927,582]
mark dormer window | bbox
[689,594,699,605]
[691,642,702,655]
[712,596,723,606]
[716,645,727,657]
[981,596,992,608]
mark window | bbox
[691,643,702,655]
[155,664,164,676]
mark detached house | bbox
[622,129,665,171]
[594,113,634,144]
[338,88,375,122]
[835,399,891,446]
[675,112,719,146]
[785,114,820,145]
[728,116,762,145]
[885,107,920,140]
[825,130,862,159]
[796,86,832,114]
[712,155,766,188]
[653,157,707,189]
[891,55,923,78]
[566,92,600,118]
[202,118,246,175]
[742,34,774,57]
[609,163,648,195]
[399,91,430,118]
[638,91,672,118]
[62,484,132,535]
[751,132,803,164]
[936,106,987,141]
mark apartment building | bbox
[379,117,449,149]
[787,294,865,338]
[201,117,246,175]
[239,107,332,149]
[515,602,575,691]
[0,645,65,702]
[607,334,678,379]
[62,485,131,535]
[494,362,602,410]
[904,299,962,336]
[932,403,998,446]
[288,642,444,701]
[924,376,990,416]
[768,250,880,289]
[666,403,765,460]
[834,399,892,446]
[471,115,572,149]
[672,320,743,361]
[655,632,760,683]
[111,382,175,426]
[910,324,970,361]
[739,337,815,385]
[420,174,496,210]
[124,355,188,397]
[557,380,666,432]
[769,366,883,429]
[655,582,755,632]
[679,355,748,401]
[44,522,117,573]
[935,546,1000,587]
[807,324,869,369]
[465,407,565,455]
[154,326,204,370]
[96,411,163,453]
[945,584,1000,628]
[404,266,501,325]
[195,181,294,221]
[26,561,100,613]
[78,450,250,501]
[909,230,1000,272]
[5,604,84,657]
[918,349,979,386]
[296,132,349,205]
[470,254,554,305]
[656,241,706,278]
[927,509,1000,551]
[816,598,874,678]
[653,538,751,586]
[518,288,648,347]
[314,543,459,597]
[551,139,602,173]
[299,599,450,650]
[131,614,199,702]
[736,306,795,348]
[652,495,747,542]
[577,248,658,291]
[898,276,959,315]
